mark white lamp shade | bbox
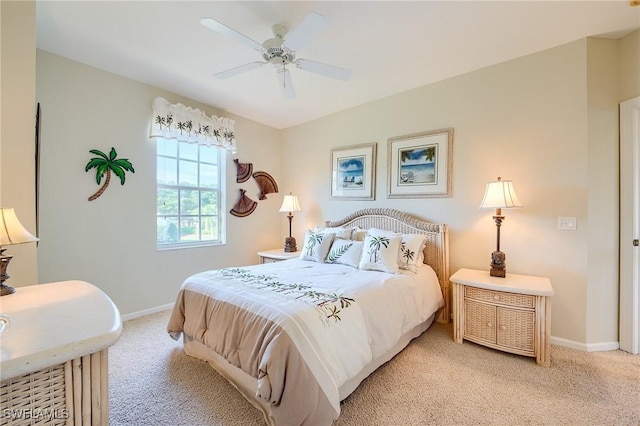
[479,178,522,209]
[0,208,39,246]
[279,194,301,213]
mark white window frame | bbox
[156,139,226,250]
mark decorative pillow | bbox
[417,246,425,265]
[352,227,368,241]
[366,228,426,273]
[365,227,398,237]
[299,230,335,263]
[358,234,403,273]
[326,238,363,268]
[398,234,427,273]
[315,226,353,240]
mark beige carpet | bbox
[109,310,640,425]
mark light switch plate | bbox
[558,216,577,230]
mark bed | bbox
[167,208,450,425]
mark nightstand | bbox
[450,268,554,367]
[258,248,299,264]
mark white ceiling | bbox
[36,1,640,129]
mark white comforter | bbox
[168,258,444,425]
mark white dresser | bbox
[0,281,122,425]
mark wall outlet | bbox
[558,217,577,230]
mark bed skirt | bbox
[182,312,436,425]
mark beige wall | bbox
[620,29,640,101]
[0,1,38,286]
[586,38,621,346]
[280,37,627,346]
[35,51,282,315]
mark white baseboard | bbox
[121,303,173,322]
[120,306,622,353]
[551,336,620,352]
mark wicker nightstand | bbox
[451,268,554,367]
[258,248,299,264]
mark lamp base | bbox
[0,252,15,296]
[283,237,297,253]
[0,283,15,296]
[489,250,506,277]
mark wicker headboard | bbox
[326,208,450,323]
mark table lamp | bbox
[479,177,522,277]
[0,208,39,296]
[279,193,301,252]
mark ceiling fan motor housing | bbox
[262,34,295,65]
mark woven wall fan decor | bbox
[252,171,278,200]
[234,159,253,183]
[230,189,258,217]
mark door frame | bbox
[620,96,640,354]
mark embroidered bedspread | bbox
[167,259,443,425]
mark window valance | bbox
[150,97,237,153]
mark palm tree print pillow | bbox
[299,230,336,263]
[358,234,403,273]
[398,234,427,273]
[366,228,426,273]
[326,238,364,268]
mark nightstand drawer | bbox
[497,308,535,353]
[464,300,497,343]
[465,286,535,308]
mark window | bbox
[157,139,225,248]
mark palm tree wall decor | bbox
[85,147,135,201]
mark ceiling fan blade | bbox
[283,12,328,52]
[295,59,352,81]
[277,68,296,99]
[200,17,266,53]
[214,62,266,79]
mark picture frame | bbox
[387,128,454,198]
[331,142,377,200]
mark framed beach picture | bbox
[331,143,377,200]
[387,128,453,198]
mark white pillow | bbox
[367,228,426,273]
[358,234,403,273]
[299,230,335,263]
[352,227,367,241]
[315,226,353,240]
[326,238,363,268]
[398,234,427,273]
[366,227,399,238]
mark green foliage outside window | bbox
[156,139,223,247]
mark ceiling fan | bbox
[200,12,352,99]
